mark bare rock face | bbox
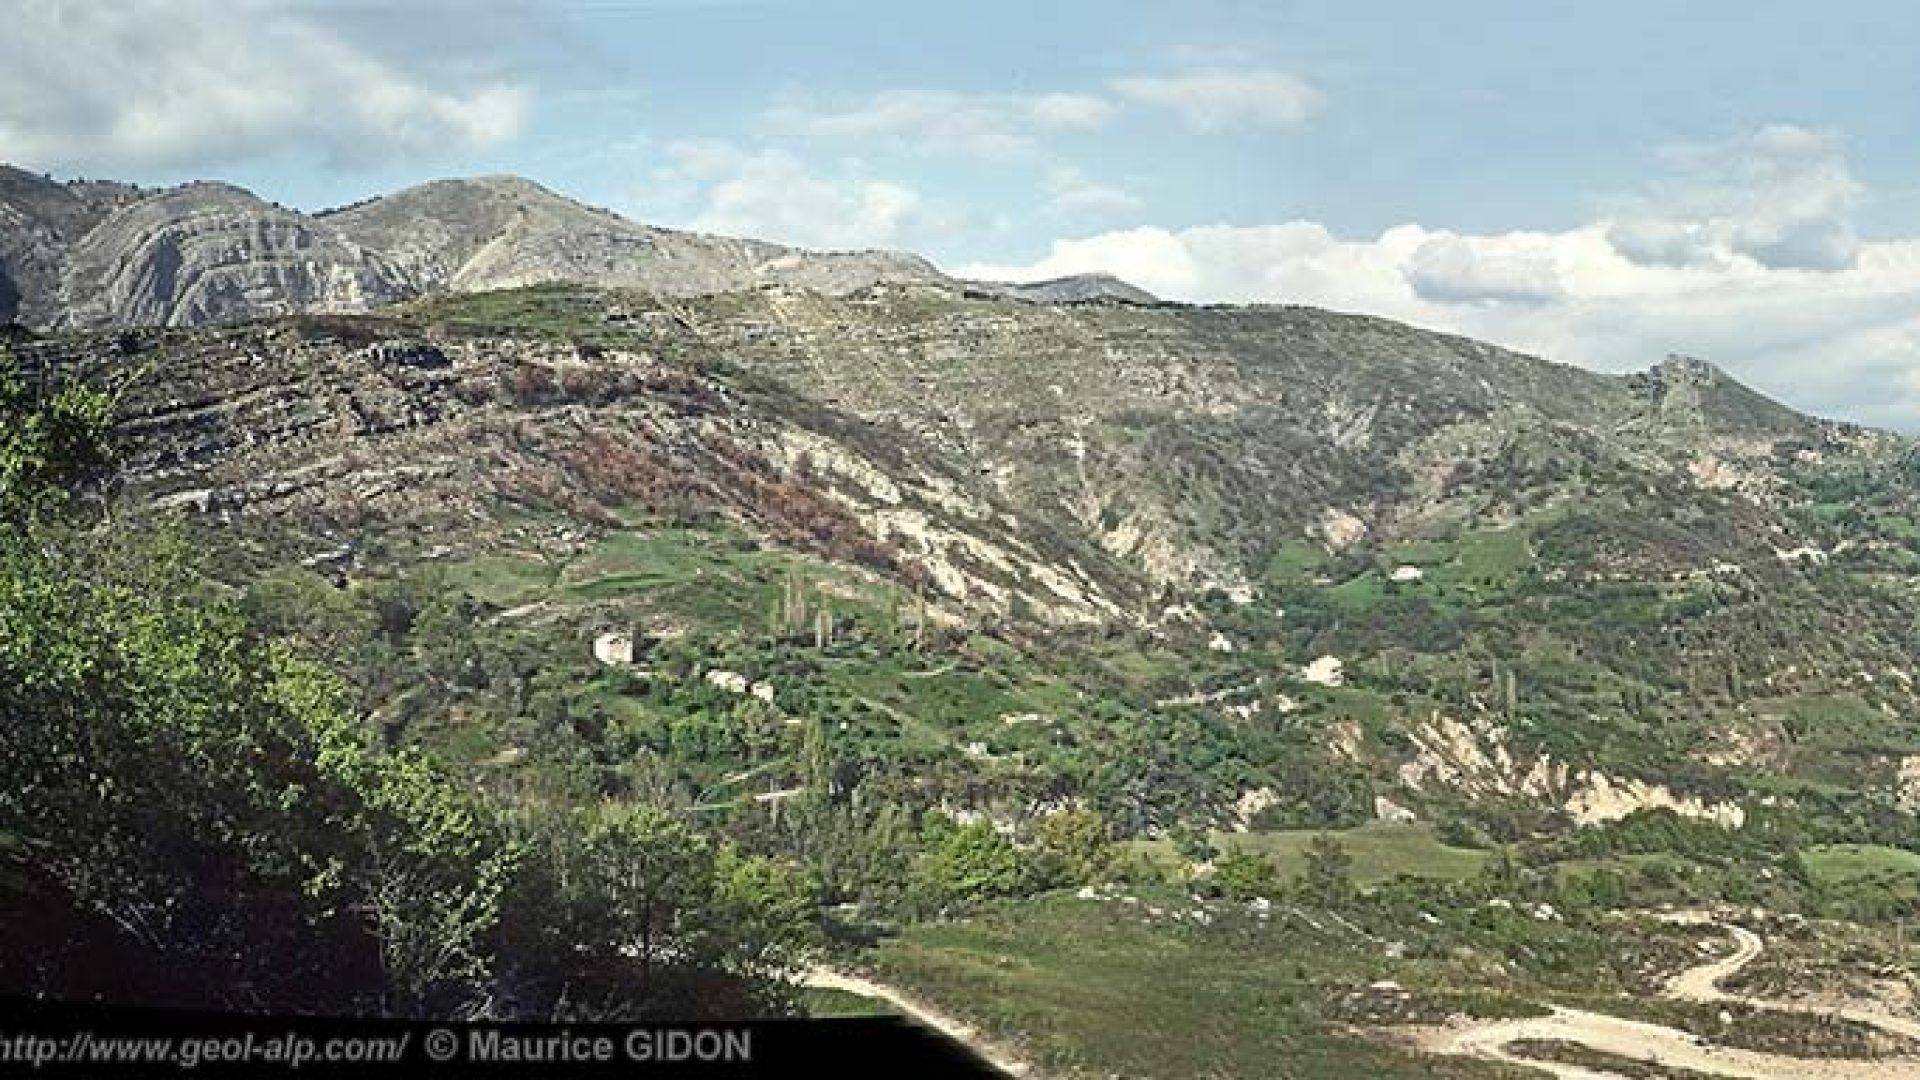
[0,168,996,330]
[56,183,414,330]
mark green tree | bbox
[800,717,834,799]
[1030,807,1121,887]
[839,800,918,910]
[709,843,821,988]
[324,740,519,1017]
[0,362,114,522]
[1478,843,1524,897]
[494,803,814,1020]
[1171,823,1220,864]
[912,818,1026,911]
[0,524,392,1010]
[1298,833,1355,907]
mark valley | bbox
[6,177,1920,1079]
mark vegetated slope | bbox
[14,282,1920,841]
[681,286,1865,593]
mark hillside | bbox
[12,280,1919,842]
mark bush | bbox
[1212,848,1280,901]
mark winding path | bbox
[1658,913,1920,1041]
[1418,915,1920,1079]
[800,967,1034,1078]
[1663,920,1764,1004]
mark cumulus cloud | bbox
[1605,124,1863,271]
[652,139,964,252]
[0,0,528,172]
[1109,70,1323,131]
[1404,235,1565,304]
[958,127,1920,430]
[765,88,1116,160]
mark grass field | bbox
[1328,570,1390,610]
[856,890,1813,1078]
[1315,527,1534,609]
[1802,844,1920,884]
[799,986,897,1018]
[555,528,794,619]
[397,283,640,342]
[1432,527,1533,592]
[439,524,897,635]
[441,554,556,606]
[1262,541,1328,587]
[1382,539,1457,567]
[866,891,1522,1080]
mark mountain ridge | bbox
[0,166,1158,330]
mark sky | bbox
[5,1,1920,428]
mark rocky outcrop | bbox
[0,165,145,325]
[1562,772,1746,828]
[1898,756,1920,813]
[965,273,1158,304]
[1397,714,1746,827]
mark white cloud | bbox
[958,126,1920,430]
[1045,165,1142,217]
[1606,124,1863,271]
[765,88,1115,160]
[1028,93,1117,128]
[0,0,528,171]
[1405,235,1565,305]
[1109,70,1322,131]
[652,140,963,252]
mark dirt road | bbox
[800,967,1034,1078]
[1662,919,1765,1003]
[1417,916,1920,1079]
[1428,1003,1912,1080]
[1657,913,1920,1041]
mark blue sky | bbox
[7,1,1920,427]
